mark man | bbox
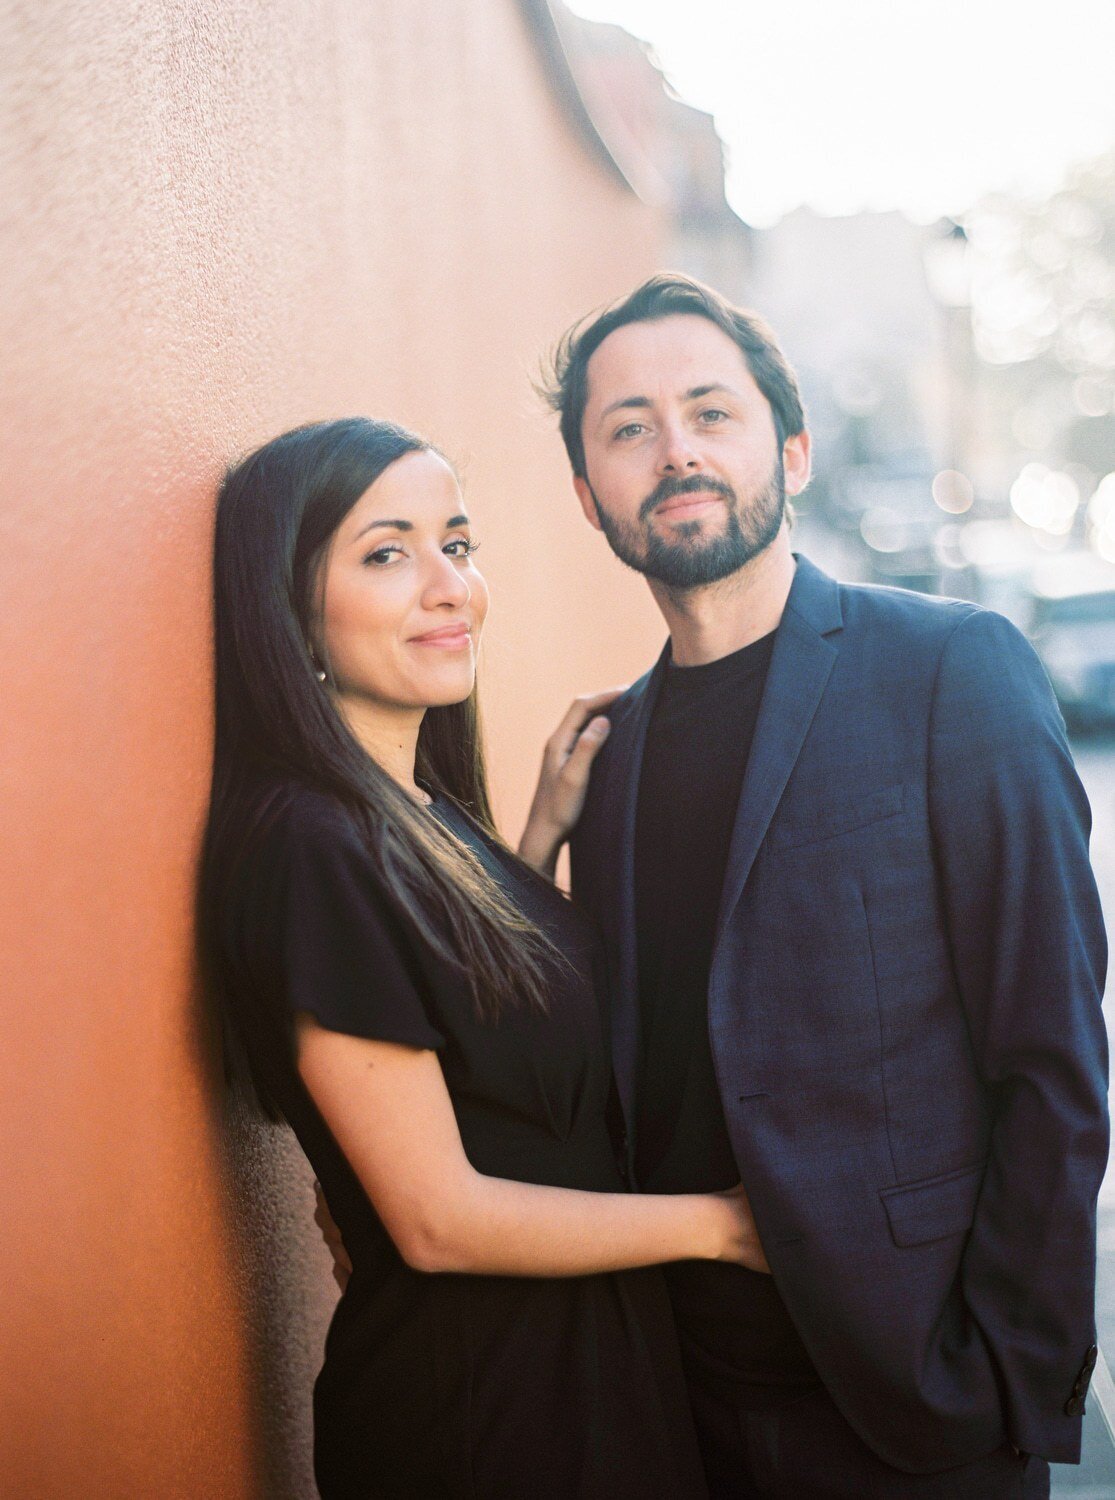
[546,273,1108,1498]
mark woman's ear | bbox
[306,558,332,677]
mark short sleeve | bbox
[244,794,445,1051]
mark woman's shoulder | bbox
[228,780,379,939]
[229,781,419,966]
[251,779,368,865]
[226,781,448,1050]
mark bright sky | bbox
[564,0,1115,226]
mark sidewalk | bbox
[1054,741,1115,1498]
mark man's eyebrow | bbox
[598,394,652,425]
[351,514,470,544]
[686,383,739,401]
[597,384,741,426]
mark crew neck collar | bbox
[665,627,778,688]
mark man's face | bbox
[573,314,810,588]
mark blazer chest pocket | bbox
[769,783,905,854]
[880,1160,986,1248]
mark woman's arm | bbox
[518,690,623,878]
[296,1014,767,1277]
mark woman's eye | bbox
[363,544,405,566]
[445,537,480,558]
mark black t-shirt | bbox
[634,631,819,1398]
[222,782,706,1499]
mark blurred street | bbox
[1057,738,1115,1495]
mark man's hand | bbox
[314,1179,352,1293]
[519,689,625,878]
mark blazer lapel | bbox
[714,556,844,944]
[594,646,670,1131]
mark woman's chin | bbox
[416,669,477,708]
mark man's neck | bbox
[650,529,797,668]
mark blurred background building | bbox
[4,0,1115,1494]
[558,0,1115,739]
[552,3,754,295]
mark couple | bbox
[200,274,1108,1499]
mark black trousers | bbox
[686,1371,1051,1500]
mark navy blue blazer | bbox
[569,553,1109,1472]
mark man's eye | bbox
[699,408,729,423]
[363,544,405,566]
[614,422,646,440]
[444,537,480,557]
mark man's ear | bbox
[573,474,604,532]
[783,429,812,497]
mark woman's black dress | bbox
[226,783,707,1500]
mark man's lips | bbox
[653,491,725,521]
[410,623,472,648]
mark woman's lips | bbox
[410,624,472,649]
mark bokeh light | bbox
[1009,463,1081,536]
[1087,473,1115,563]
[932,470,975,515]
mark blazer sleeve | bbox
[927,607,1109,1463]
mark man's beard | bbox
[587,455,786,590]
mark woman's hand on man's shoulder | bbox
[518,688,626,879]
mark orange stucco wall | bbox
[0,3,666,1494]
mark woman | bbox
[198,416,767,1499]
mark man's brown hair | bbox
[543,272,806,479]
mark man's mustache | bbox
[639,473,736,522]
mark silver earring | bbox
[315,668,327,683]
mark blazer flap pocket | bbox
[880,1161,985,1248]
[771,783,905,853]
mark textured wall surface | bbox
[0,2,664,1494]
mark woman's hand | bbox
[519,688,627,878]
[314,1178,352,1292]
[711,1184,771,1274]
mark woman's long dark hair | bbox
[198,417,558,1118]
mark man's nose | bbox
[657,419,702,473]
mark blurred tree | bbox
[967,151,1115,523]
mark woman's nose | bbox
[423,552,471,609]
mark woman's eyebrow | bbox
[351,518,413,543]
[351,514,470,544]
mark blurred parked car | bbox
[1030,580,1115,732]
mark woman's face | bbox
[314,449,489,714]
